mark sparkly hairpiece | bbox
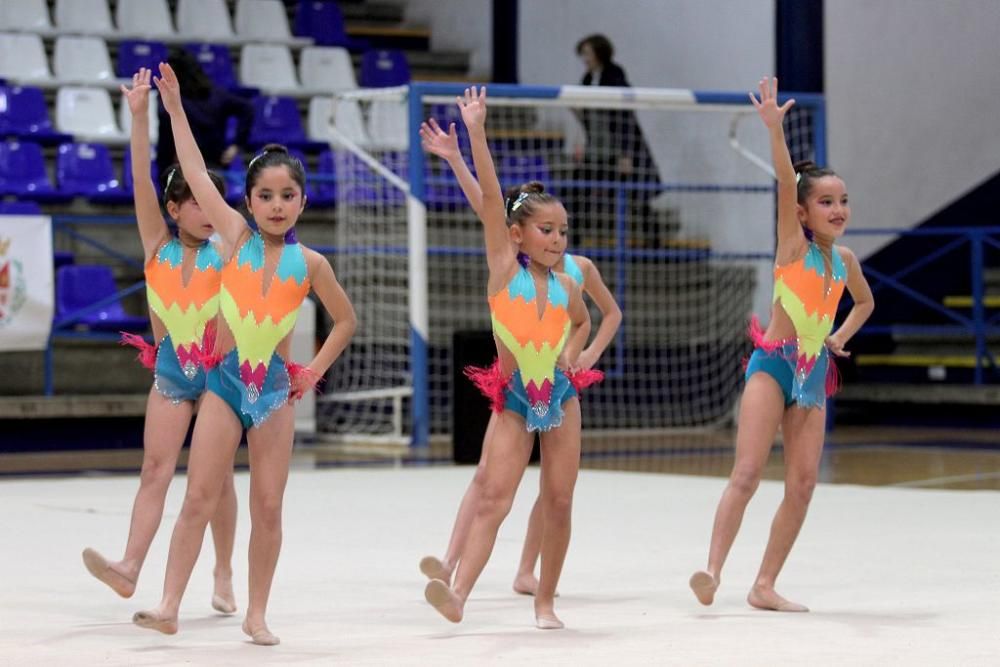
[248,149,269,170]
[507,191,532,215]
[165,167,178,190]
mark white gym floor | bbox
[1,465,996,665]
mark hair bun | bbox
[260,143,289,154]
[793,160,817,174]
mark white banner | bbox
[0,215,54,351]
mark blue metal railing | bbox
[35,207,1000,399]
[44,216,150,395]
[843,227,1000,384]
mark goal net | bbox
[315,83,826,447]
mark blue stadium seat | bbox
[337,150,405,206]
[122,146,161,199]
[426,176,465,209]
[53,250,74,270]
[56,142,130,204]
[117,40,169,79]
[223,155,246,206]
[500,155,551,192]
[0,85,73,146]
[310,149,336,208]
[55,265,149,332]
[185,43,238,90]
[249,96,326,152]
[360,50,411,88]
[0,141,70,202]
[293,1,370,51]
[0,200,42,215]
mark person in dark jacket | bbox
[156,50,254,178]
[573,34,661,247]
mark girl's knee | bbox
[181,485,221,522]
[729,466,762,497]
[476,483,515,520]
[139,456,176,487]
[250,494,284,530]
[543,492,573,520]
[785,471,817,505]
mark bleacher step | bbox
[837,383,1000,405]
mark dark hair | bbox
[576,34,614,66]
[504,181,561,226]
[793,160,839,205]
[245,143,306,198]
[161,164,226,206]
[166,49,213,100]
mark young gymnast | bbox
[689,77,874,612]
[82,68,238,615]
[131,62,356,645]
[417,116,622,595]
[423,87,591,630]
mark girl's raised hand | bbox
[419,117,461,161]
[152,62,183,116]
[456,86,487,130]
[749,76,795,130]
[120,68,152,116]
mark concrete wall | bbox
[826,0,1000,257]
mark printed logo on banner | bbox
[0,236,28,329]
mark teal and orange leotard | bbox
[206,230,312,428]
[467,254,594,432]
[746,240,847,407]
[123,237,223,402]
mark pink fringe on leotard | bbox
[465,359,605,413]
[567,368,605,392]
[193,320,221,369]
[119,332,157,371]
[746,315,791,354]
[745,315,842,398]
[464,359,509,414]
[825,356,842,397]
[287,362,323,400]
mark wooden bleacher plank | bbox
[856,354,993,368]
[943,295,1000,308]
[0,394,148,419]
[346,24,432,40]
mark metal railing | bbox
[844,226,1000,384]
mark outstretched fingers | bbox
[428,117,445,135]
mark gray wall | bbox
[405,0,493,78]
[826,0,1000,257]
[519,0,778,314]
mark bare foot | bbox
[535,614,565,630]
[242,619,280,646]
[534,601,564,630]
[212,570,237,615]
[513,573,560,597]
[419,556,453,585]
[424,579,463,623]
[132,608,178,635]
[689,570,718,606]
[747,585,809,612]
[512,572,539,596]
[82,548,136,598]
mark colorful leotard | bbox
[746,241,847,407]
[562,253,585,287]
[206,231,311,428]
[123,237,223,402]
[466,253,604,429]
